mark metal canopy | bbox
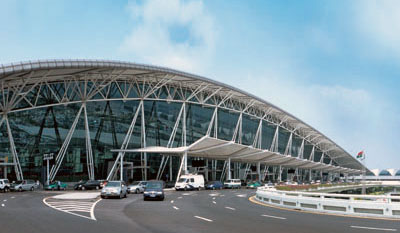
[112,136,362,174]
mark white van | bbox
[175,174,205,191]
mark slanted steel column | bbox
[83,104,94,180]
[212,160,217,181]
[270,126,279,152]
[257,162,261,182]
[141,100,147,180]
[50,105,84,181]
[5,116,23,181]
[182,103,187,174]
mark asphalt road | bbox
[0,189,399,233]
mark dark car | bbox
[143,180,165,201]
[73,180,87,190]
[74,180,101,190]
[205,181,223,190]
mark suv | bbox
[10,179,38,191]
[224,179,241,189]
[0,179,10,192]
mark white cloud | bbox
[356,0,400,54]
[119,0,216,73]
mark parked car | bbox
[224,179,241,189]
[0,179,10,192]
[45,181,67,191]
[264,182,274,188]
[10,179,38,191]
[143,180,165,201]
[175,174,205,191]
[98,180,108,188]
[73,180,87,190]
[246,181,262,189]
[205,181,223,190]
[82,180,102,190]
[101,181,127,199]
[128,181,147,194]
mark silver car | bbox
[128,181,147,194]
[101,181,128,199]
[10,180,39,191]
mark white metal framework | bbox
[0,60,366,181]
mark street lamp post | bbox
[43,153,54,185]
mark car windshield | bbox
[177,178,187,183]
[14,181,23,184]
[132,181,140,185]
[106,181,120,187]
[146,182,163,189]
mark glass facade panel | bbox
[241,114,258,146]
[261,123,275,150]
[217,109,239,141]
[277,128,290,154]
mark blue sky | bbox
[1,0,399,169]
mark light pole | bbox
[44,153,54,185]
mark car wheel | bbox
[96,186,99,190]
[51,187,55,191]
[5,187,9,192]
[30,187,34,191]
[135,189,139,194]
[124,192,127,198]
[19,187,22,192]
[81,186,86,191]
[119,192,123,199]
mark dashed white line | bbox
[177,197,183,199]
[194,216,213,222]
[261,214,286,220]
[212,201,217,204]
[1,204,4,207]
[350,226,397,231]
[225,206,236,211]
[173,206,179,210]
[3,199,6,202]
[170,200,174,203]
[11,196,15,199]
[212,197,216,200]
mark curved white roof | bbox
[0,59,367,173]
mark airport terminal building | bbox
[0,60,366,183]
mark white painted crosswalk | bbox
[43,197,101,221]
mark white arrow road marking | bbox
[261,214,286,220]
[43,197,101,221]
[350,226,397,231]
[212,201,217,204]
[194,216,213,222]
[225,206,236,211]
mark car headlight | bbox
[144,191,149,194]
[156,191,163,195]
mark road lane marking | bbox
[3,199,6,202]
[261,214,286,220]
[43,197,101,221]
[11,197,15,199]
[212,201,217,204]
[1,204,4,207]
[212,197,216,200]
[225,206,236,211]
[170,200,174,203]
[173,206,179,210]
[350,226,397,231]
[194,216,213,222]
[177,197,183,199]
[236,194,247,197]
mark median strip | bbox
[350,226,397,231]
[261,214,286,220]
[194,216,213,222]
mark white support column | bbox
[270,126,279,152]
[49,105,84,181]
[141,100,147,180]
[206,107,217,137]
[257,162,261,182]
[5,116,23,181]
[183,151,188,175]
[83,104,94,180]
[182,102,187,175]
[284,132,293,155]
[227,157,231,180]
[278,165,282,182]
[298,139,305,159]
[0,115,4,130]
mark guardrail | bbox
[256,187,400,218]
